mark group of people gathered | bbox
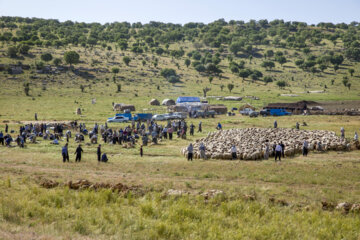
[0,118,203,163]
[2,119,359,164]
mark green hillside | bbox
[1,17,360,120]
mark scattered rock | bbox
[269,197,289,206]
[149,99,160,106]
[243,194,256,201]
[166,189,189,196]
[39,178,59,189]
[321,201,335,211]
[336,202,352,213]
[201,189,224,200]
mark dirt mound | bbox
[183,128,348,160]
[322,201,360,214]
[39,178,59,189]
[38,178,142,194]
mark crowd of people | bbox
[1,119,359,164]
[0,119,203,163]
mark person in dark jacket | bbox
[101,153,108,162]
[97,144,101,162]
[280,141,285,158]
[0,131,4,146]
[198,122,202,132]
[189,123,195,136]
[5,124,8,133]
[62,143,69,162]
[187,143,193,161]
[140,145,143,157]
[74,144,83,162]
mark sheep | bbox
[182,128,348,160]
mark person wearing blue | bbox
[187,143,193,161]
[0,131,4,145]
[62,143,69,162]
[101,153,108,162]
[5,135,12,146]
[216,122,222,130]
[275,143,282,161]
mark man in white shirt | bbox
[275,143,282,161]
[231,145,237,160]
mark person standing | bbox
[163,127,168,139]
[189,123,195,136]
[74,144,83,162]
[62,143,69,162]
[280,141,285,158]
[198,121,202,133]
[140,145,143,157]
[274,143,282,161]
[0,131,4,146]
[340,127,345,139]
[35,113,38,121]
[355,132,359,141]
[97,144,101,162]
[296,122,300,130]
[274,120,278,129]
[20,136,24,148]
[231,145,237,160]
[168,127,173,140]
[264,140,270,160]
[5,124,8,133]
[302,139,309,156]
[317,141,323,152]
[187,143,193,161]
[199,142,206,160]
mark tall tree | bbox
[123,56,131,66]
[64,51,80,67]
[227,83,234,93]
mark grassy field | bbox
[0,112,360,239]
[1,22,360,239]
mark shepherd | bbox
[74,144,83,162]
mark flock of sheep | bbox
[182,128,349,160]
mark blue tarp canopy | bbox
[176,96,200,103]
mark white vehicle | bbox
[165,113,183,120]
[152,114,167,121]
[240,108,254,116]
[107,116,129,123]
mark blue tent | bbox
[176,96,201,103]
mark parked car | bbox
[107,116,130,123]
[165,113,183,120]
[260,108,292,117]
[240,108,255,115]
[196,110,215,118]
[173,112,187,119]
[152,114,167,121]
[249,111,259,117]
